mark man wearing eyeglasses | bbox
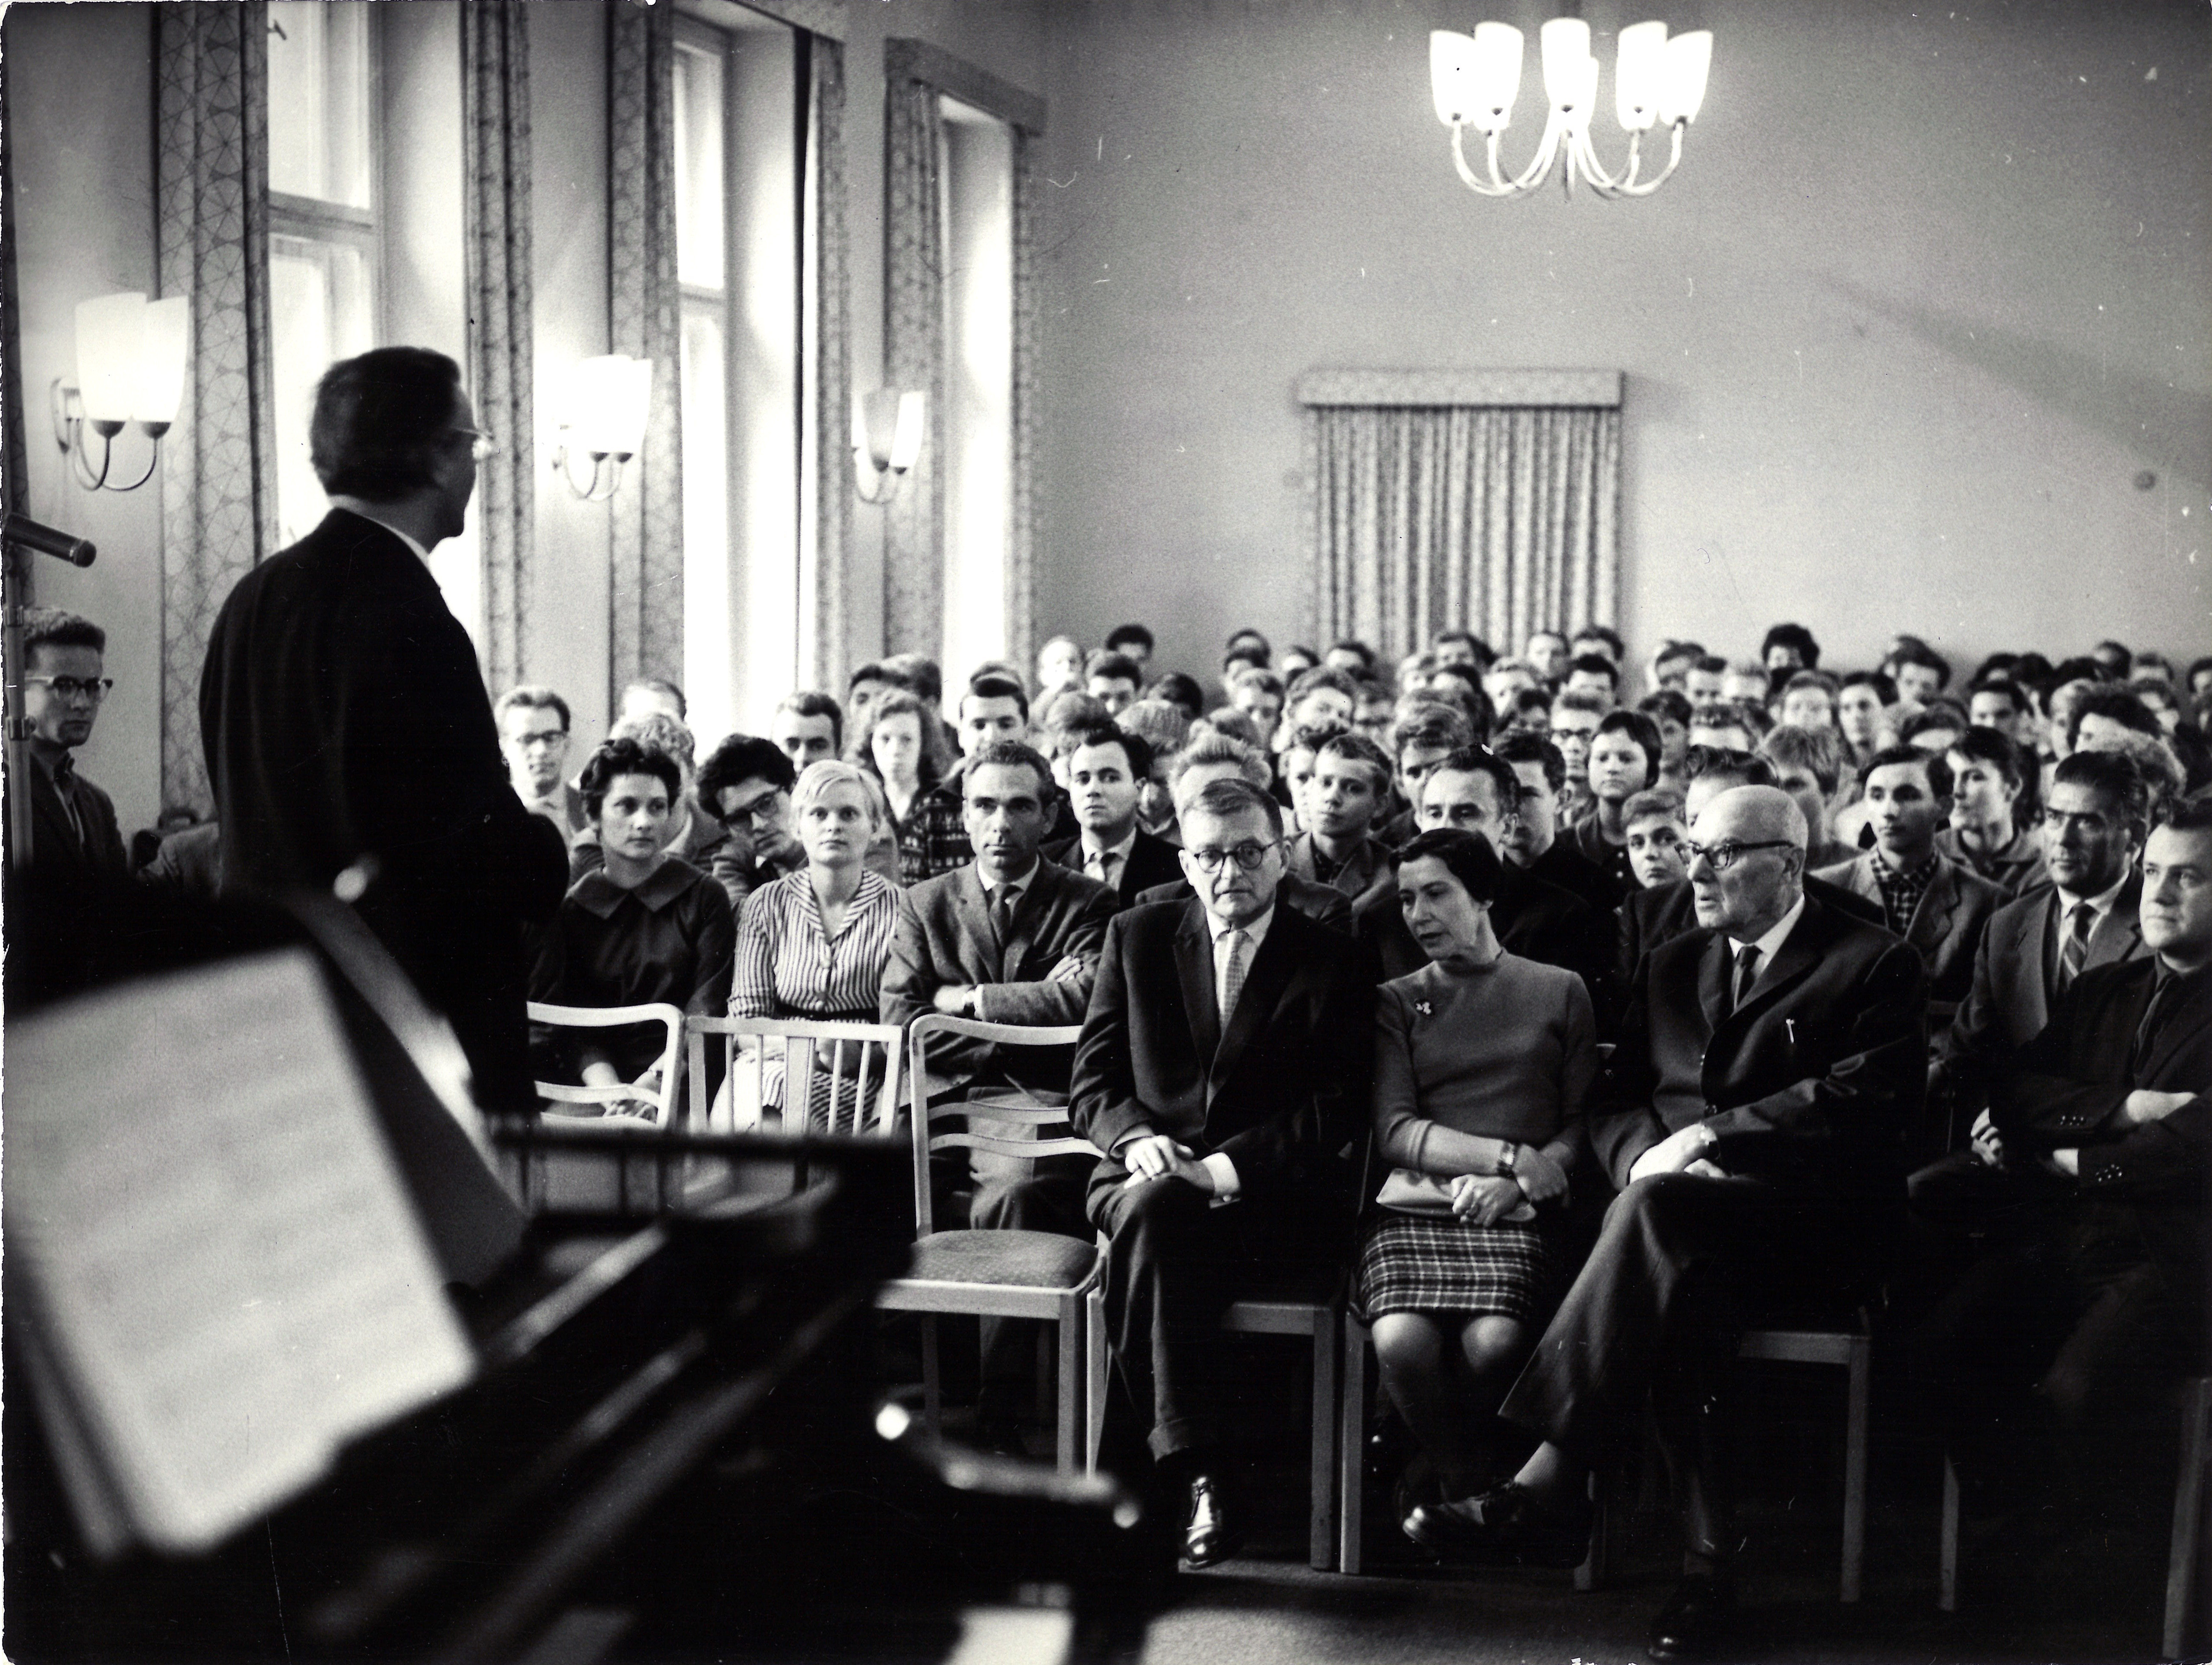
[15,606,127,882]
[694,734,803,910]
[1072,776,1370,1571]
[201,346,568,1116]
[1409,785,1924,1659]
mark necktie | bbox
[50,755,85,846]
[2056,900,2095,994]
[1089,850,1118,891]
[1219,930,1249,1022]
[1730,945,1761,1015]
[990,884,1020,946]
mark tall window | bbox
[938,96,1014,684]
[673,6,809,746]
[266,2,380,547]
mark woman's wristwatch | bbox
[1495,1142,1518,1178]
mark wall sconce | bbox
[551,354,653,501]
[852,388,924,504]
[50,291,190,491]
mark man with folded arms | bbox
[1409,786,1925,1660]
[1072,777,1370,1568]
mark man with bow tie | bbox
[1409,784,1925,1660]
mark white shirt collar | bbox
[2055,870,2130,917]
[1729,892,1807,971]
[1081,825,1139,864]
[336,504,431,564]
[1213,904,1275,955]
[981,858,1039,898]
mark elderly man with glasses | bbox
[16,606,127,883]
[1408,785,1926,1661]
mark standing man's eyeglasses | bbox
[450,428,500,462]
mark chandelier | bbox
[1429,18,1712,200]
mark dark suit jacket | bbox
[1137,871,1354,935]
[1070,898,1372,1211]
[23,745,127,884]
[1285,829,1395,909]
[1813,850,2006,1019]
[1043,826,1185,909]
[1536,833,1629,918]
[199,510,568,1110]
[1356,861,1609,998]
[1616,872,1886,992]
[881,858,1120,1098]
[1939,876,2148,1106]
[1591,897,1929,1206]
[1993,957,2211,1323]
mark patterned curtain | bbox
[1308,405,1621,662]
[881,75,945,658]
[157,1,278,818]
[1006,129,1039,680]
[809,36,851,692]
[463,1,534,695]
[607,0,684,710]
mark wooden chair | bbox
[513,1002,687,1214]
[685,1015,906,1138]
[528,1001,687,1127]
[875,1015,1100,1474]
[1940,1372,2212,1658]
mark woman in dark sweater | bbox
[530,738,734,1117]
[1356,828,1596,1522]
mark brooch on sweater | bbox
[1412,999,1435,1020]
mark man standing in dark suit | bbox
[1918,803,2212,1529]
[1042,722,1183,907]
[1410,786,1926,1659]
[15,607,128,885]
[1072,776,1370,1566]
[200,347,568,1114]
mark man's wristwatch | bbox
[1495,1142,1519,1178]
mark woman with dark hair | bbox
[529,737,735,1116]
[1358,828,1596,1525]
[852,688,955,884]
[1573,708,1664,892]
[1937,727,2048,897]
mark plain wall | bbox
[1029,0,2212,682]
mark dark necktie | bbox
[989,884,1020,948]
[1729,945,1761,1015]
[49,755,85,846]
[2055,900,2095,995]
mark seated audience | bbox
[1547,689,1607,823]
[1525,629,1572,687]
[1037,634,1085,696]
[572,712,732,891]
[1325,637,1379,677]
[529,738,735,1114]
[2129,675,2183,734]
[1407,786,1926,1662]
[1622,788,1690,890]
[1194,706,1265,751]
[1147,671,1208,723]
[1720,661,1770,705]
[1381,701,1477,845]
[1573,709,1664,892]
[857,688,960,883]
[1285,730,1397,907]
[1890,640,1952,710]
[18,607,128,886]
[1087,651,1145,716]
[1422,664,1495,740]
[1218,640,1270,700]
[1571,624,1626,668]
[1483,656,1541,708]
[2190,655,2212,700]
[1683,654,1727,705]
[1493,732,1626,919]
[770,691,843,772]
[1044,722,1184,904]
[496,685,586,843]
[1104,621,1155,672]
[1071,777,1370,1566]
[846,661,892,736]
[692,733,807,907]
[1275,721,1333,833]
[1836,669,1895,764]
[1918,801,2210,1531]
[1359,829,1596,1510]
[1937,726,2048,897]
[1501,685,1553,739]
[1118,699,1196,839]
[1761,621,1821,674]
[1136,734,1354,931]
[1648,638,1705,693]
[1279,643,1320,680]
[1686,700,1760,754]
[2068,683,2164,755]
[1228,666,1285,738]
[1353,677,1398,745]
[1759,723,1859,870]
[1563,654,1620,708]
[2087,637,2133,679]
[615,675,686,725]
[1432,628,1488,673]
[1637,688,1693,791]
[1284,665,1360,735]
[1899,702,1968,755]
[1967,676,2037,751]
[1816,745,2005,1024]
[1776,670,1839,731]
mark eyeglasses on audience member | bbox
[1676,838,1794,872]
[714,786,790,828]
[1186,840,1279,873]
[25,675,114,703]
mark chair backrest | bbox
[527,1001,686,1129]
[905,1014,1097,1237]
[688,1015,906,1140]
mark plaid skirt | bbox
[1353,1210,1554,1323]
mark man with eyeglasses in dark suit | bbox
[15,606,127,884]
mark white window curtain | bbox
[1300,370,1623,661]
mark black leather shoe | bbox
[1182,1471,1243,1568]
[1403,1481,1591,1566]
[1648,1570,1735,1660]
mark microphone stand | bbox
[3,513,99,873]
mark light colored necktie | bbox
[1219,929,1249,1021]
[2057,901,2095,992]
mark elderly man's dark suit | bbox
[1043,825,1185,910]
[1922,956,2212,1501]
[1616,872,1886,992]
[1499,895,1926,1532]
[1070,898,1370,1458]
[200,510,568,1112]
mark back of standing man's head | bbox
[311,347,466,499]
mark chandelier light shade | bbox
[1428,17,1712,200]
[52,291,191,491]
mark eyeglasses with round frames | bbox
[1677,838,1794,873]
[1185,840,1280,874]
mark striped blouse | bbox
[729,867,900,1021]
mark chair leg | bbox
[1338,1315,1368,1576]
[1055,1293,1083,1475]
[1037,1325,1055,1428]
[1842,1336,1870,1604]
[1939,1452,1960,1613]
[920,1315,943,1441]
[1082,1290,1102,1474]
[1575,1470,1609,1592]
[1309,1310,1339,1571]
[2166,1377,2212,1659]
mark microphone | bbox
[2,514,97,568]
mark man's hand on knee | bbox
[1628,1122,1722,1184]
[1119,1133,1216,1192]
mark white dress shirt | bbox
[1726,893,1807,1003]
[1079,827,1139,891]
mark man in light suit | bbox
[1410,787,1925,1660]
[1816,744,2004,1028]
[1072,777,1370,1568]
[1042,722,1184,907]
[880,740,1118,1442]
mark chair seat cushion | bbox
[906,1229,1097,1289]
